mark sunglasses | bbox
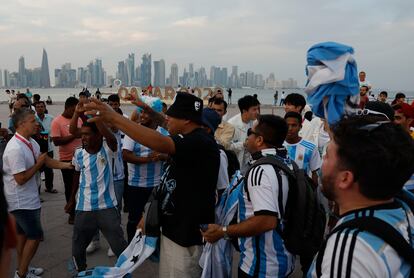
[356,109,390,121]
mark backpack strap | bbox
[315,216,414,277]
[245,156,293,216]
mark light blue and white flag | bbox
[305,41,360,125]
[77,230,157,278]
[200,171,244,278]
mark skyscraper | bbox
[189,63,194,78]
[153,59,165,87]
[40,49,51,88]
[140,53,152,87]
[4,70,9,87]
[18,56,27,87]
[170,63,178,88]
[117,61,127,86]
[126,53,135,86]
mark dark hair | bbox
[213,98,228,111]
[16,93,29,102]
[304,111,313,122]
[82,122,99,134]
[365,101,394,121]
[331,116,414,200]
[79,91,87,97]
[65,97,79,109]
[255,115,288,148]
[284,93,306,112]
[33,94,41,102]
[162,102,167,109]
[11,108,34,128]
[360,85,369,91]
[284,111,302,124]
[34,101,46,107]
[238,95,260,113]
[395,92,406,100]
[108,94,120,103]
[379,91,388,97]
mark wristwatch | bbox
[222,226,230,240]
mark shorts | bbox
[11,209,43,240]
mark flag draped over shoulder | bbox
[199,171,244,278]
[305,42,360,125]
[77,230,157,278]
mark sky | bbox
[0,0,413,90]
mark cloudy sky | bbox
[0,0,413,90]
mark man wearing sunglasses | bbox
[202,115,295,278]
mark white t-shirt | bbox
[2,133,41,211]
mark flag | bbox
[77,230,157,278]
[199,171,244,278]
[305,41,360,125]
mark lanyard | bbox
[15,133,37,162]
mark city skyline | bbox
[0,1,413,91]
[0,50,299,89]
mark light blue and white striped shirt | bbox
[307,195,414,278]
[238,149,295,277]
[123,126,169,188]
[72,142,118,211]
[284,139,321,176]
[404,173,414,192]
[113,131,125,181]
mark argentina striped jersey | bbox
[123,126,169,187]
[238,149,295,277]
[404,173,414,191]
[112,131,125,181]
[284,139,321,176]
[307,198,414,278]
[72,141,118,211]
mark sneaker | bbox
[86,240,100,254]
[107,247,115,257]
[14,271,40,278]
[28,266,44,275]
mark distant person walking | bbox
[279,91,286,106]
[274,90,279,106]
[227,88,232,104]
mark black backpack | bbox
[218,145,240,180]
[315,191,414,278]
[245,156,327,273]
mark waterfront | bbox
[1,87,413,105]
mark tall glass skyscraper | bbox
[40,48,51,88]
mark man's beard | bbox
[321,173,337,201]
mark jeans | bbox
[42,151,54,191]
[126,186,154,243]
[61,164,75,217]
[72,208,127,271]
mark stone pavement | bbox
[8,172,159,278]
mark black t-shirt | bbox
[161,128,220,247]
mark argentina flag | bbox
[305,42,360,125]
[199,171,244,278]
[76,230,157,278]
